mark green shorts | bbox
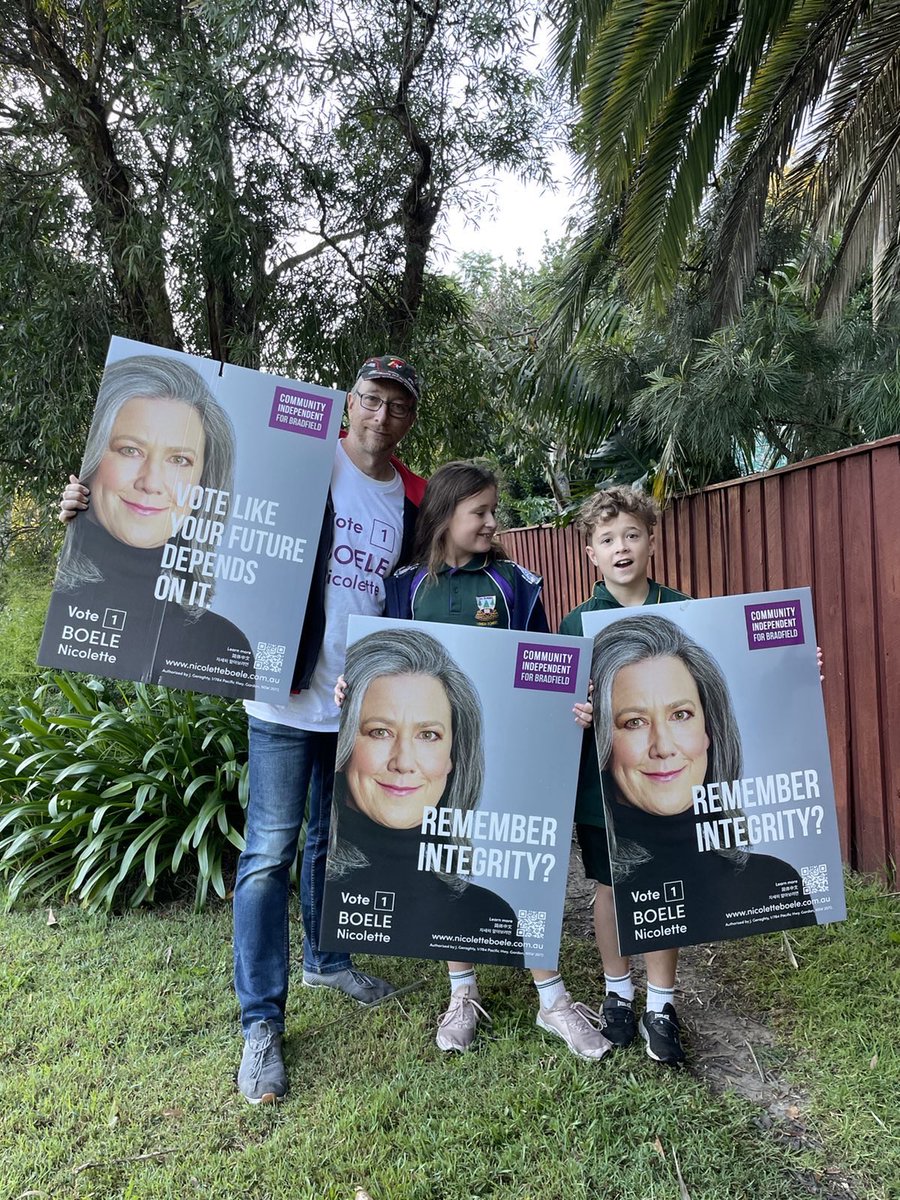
[576,822,612,888]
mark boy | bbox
[559,486,689,1066]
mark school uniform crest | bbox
[475,594,499,625]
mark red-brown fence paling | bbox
[504,435,900,877]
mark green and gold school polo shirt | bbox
[410,556,516,629]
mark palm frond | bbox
[816,131,900,319]
[711,0,868,321]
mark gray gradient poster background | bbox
[39,337,343,701]
[582,588,846,953]
[320,615,592,968]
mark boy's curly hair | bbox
[576,486,660,538]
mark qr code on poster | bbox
[255,642,286,673]
[800,863,829,895]
[516,909,546,939]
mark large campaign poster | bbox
[581,589,846,954]
[38,337,343,702]
[320,615,591,968]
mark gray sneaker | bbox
[536,993,614,1060]
[237,1020,286,1104]
[435,986,491,1052]
[302,966,395,1005]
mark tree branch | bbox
[268,216,401,282]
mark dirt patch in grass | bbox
[562,839,863,1200]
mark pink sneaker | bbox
[436,987,492,1052]
[537,992,613,1060]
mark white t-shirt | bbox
[245,441,406,731]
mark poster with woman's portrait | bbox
[319,615,592,968]
[38,336,343,701]
[582,589,846,954]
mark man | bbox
[61,355,426,1104]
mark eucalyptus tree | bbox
[0,0,550,506]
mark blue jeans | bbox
[233,717,351,1033]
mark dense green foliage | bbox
[0,0,551,509]
[0,674,248,911]
[512,212,900,497]
[0,553,54,701]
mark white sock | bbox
[646,983,675,1014]
[604,971,635,1002]
[448,968,477,997]
[535,974,567,1009]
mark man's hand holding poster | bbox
[581,589,846,954]
[320,616,591,968]
[38,337,343,701]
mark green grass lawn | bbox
[1,874,897,1200]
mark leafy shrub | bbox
[0,553,55,702]
[0,674,248,910]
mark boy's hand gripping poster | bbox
[581,589,846,953]
[320,616,591,968]
[38,337,343,702]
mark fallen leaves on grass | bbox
[744,1038,766,1082]
[46,908,58,928]
[781,931,798,969]
[653,1137,690,1198]
[671,1146,692,1200]
[73,1149,176,1176]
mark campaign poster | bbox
[581,589,846,954]
[38,336,343,701]
[320,615,591,968]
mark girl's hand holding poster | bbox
[581,589,846,953]
[38,337,343,701]
[320,616,591,968]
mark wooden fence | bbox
[504,435,900,877]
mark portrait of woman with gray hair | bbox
[323,627,525,968]
[591,614,815,948]
[41,354,254,696]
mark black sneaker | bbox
[601,992,637,1047]
[639,1003,686,1065]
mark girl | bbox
[341,461,611,1059]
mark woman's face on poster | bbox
[346,672,454,829]
[609,654,710,817]
[90,395,206,549]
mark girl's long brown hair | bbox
[411,461,506,579]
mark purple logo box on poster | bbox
[269,387,333,439]
[514,642,580,693]
[744,599,805,650]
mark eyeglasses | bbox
[355,390,415,420]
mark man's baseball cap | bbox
[354,355,420,405]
